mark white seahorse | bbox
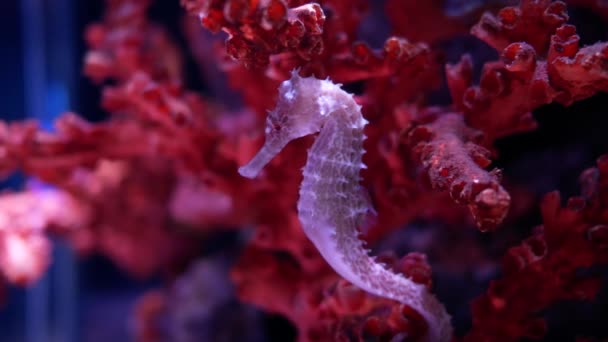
[239,71,452,342]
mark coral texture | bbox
[0,0,608,341]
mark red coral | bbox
[471,0,569,54]
[548,33,608,104]
[409,111,510,231]
[182,0,325,68]
[451,3,608,143]
[84,0,182,83]
[231,244,434,341]
[467,156,608,341]
[456,42,552,140]
[0,189,87,285]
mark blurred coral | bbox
[0,188,87,285]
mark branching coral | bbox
[409,111,511,231]
[467,157,608,341]
[0,188,87,285]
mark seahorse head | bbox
[268,71,344,138]
[239,71,345,178]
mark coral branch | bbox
[454,2,608,143]
[182,0,325,68]
[409,112,510,231]
[467,156,608,341]
[471,0,568,54]
[0,189,88,285]
[84,0,182,83]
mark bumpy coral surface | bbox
[2,0,608,341]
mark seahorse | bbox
[239,71,452,342]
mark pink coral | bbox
[0,188,87,285]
